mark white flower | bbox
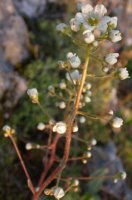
[37,122,45,131]
[59,82,66,89]
[109,30,122,42]
[70,18,80,32]
[119,68,129,80]
[105,53,119,65]
[83,30,95,44]
[112,117,123,128]
[67,52,81,68]
[53,187,65,199]
[80,4,108,32]
[66,70,82,84]
[53,122,67,134]
[56,23,67,32]
[58,101,66,109]
[27,88,39,103]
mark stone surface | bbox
[88,142,132,200]
[13,0,47,18]
[0,0,29,66]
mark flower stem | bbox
[9,135,35,195]
[34,51,90,198]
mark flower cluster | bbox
[57,4,122,45]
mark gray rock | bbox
[88,142,132,199]
[0,0,29,66]
[13,0,47,18]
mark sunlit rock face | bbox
[13,0,47,18]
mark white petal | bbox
[94,4,107,16]
[75,12,84,23]
[81,4,93,15]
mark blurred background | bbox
[0,0,132,199]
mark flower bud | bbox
[83,30,95,44]
[70,18,80,32]
[37,122,45,131]
[73,179,79,186]
[119,68,129,80]
[112,117,123,128]
[53,122,67,134]
[25,143,33,150]
[3,125,15,137]
[79,116,86,123]
[73,124,79,132]
[53,187,65,199]
[59,82,66,89]
[58,102,66,109]
[27,88,39,104]
[105,53,119,65]
[67,52,81,68]
[109,30,122,42]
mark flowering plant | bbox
[2,3,129,200]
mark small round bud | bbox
[82,159,87,164]
[25,143,33,150]
[91,138,97,146]
[37,122,45,131]
[53,187,65,199]
[58,102,66,109]
[85,151,92,158]
[83,30,95,44]
[79,116,86,123]
[27,88,39,103]
[84,96,91,103]
[2,125,15,137]
[86,83,92,90]
[53,122,67,134]
[73,124,79,132]
[73,179,79,186]
[59,82,66,89]
[112,117,123,128]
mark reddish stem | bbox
[38,134,60,187]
